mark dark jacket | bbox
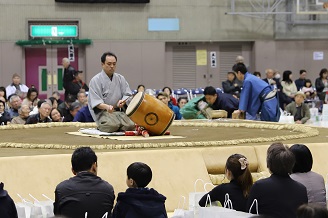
[66,79,89,98]
[73,105,94,122]
[54,172,115,218]
[63,65,76,99]
[210,92,239,118]
[112,187,167,218]
[0,183,18,218]
[199,180,247,212]
[0,111,11,125]
[25,113,52,124]
[295,78,305,91]
[247,174,308,218]
[222,79,242,96]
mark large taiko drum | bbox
[126,92,175,135]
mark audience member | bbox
[295,69,307,91]
[22,87,39,111]
[77,91,88,107]
[199,154,253,212]
[290,144,326,207]
[0,100,11,125]
[58,94,76,119]
[62,57,76,100]
[263,69,281,90]
[52,91,64,105]
[48,97,58,109]
[235,55,244,63]
[285,91,310,124]
[162,86,177,106]
[50,108,63,122]
[73,105,94,122]
[253,71,261,78]
[112,162,167,218]
[157,92,182,120]
[66,71,89,99]
[0,182,18,218]
[25,102,52,124]
[281,70,298,104]
[8,94,21,119]
[315,68,328,102]
[6,73,29,99]
[54,147,115,217]
[222,72,242,98]
[63,102,81,122]
[137,84,145,93]
[297,203,328,218]
[247,142,308,218]
[177,96,188,109]
[11,104,30,124]
[232,63,280,121]
[301,79,316,100]
[0,86,7,102]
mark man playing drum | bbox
[88,52,135,133]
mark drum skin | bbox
[126,92,175,135]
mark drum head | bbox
[126,92,144,116]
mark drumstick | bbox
[120,94,134,105]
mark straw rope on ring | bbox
[0,120,320,150]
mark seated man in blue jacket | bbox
[180,86,239,119]
[157,92,182,120]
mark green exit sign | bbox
[30,25,78,38]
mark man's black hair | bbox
[71,147,97,173]
[232,63,247,75]
[203,86,217,96]
[101,52,117,63]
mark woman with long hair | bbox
[315,68,328,102]
[199,154,253,212]
[281,70,298,103]
[22,87,39,110]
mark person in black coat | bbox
[315,68,328,102]
[247,143,308,218]
[0,100,11,125]
[113,162,167,218]
[0,182,17,218]
[54,147,115,218]
[66,71,89,100]
[199,154,253,212]
[222,72,242,98]
[62,57,76,100]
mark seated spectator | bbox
[25,102,52,124]
[63,102,81,122]
[52,91,64,105]
[48,97,58,109]
[295,69,307,91]
[11,104,30,124]
[285,91,310,124]
[54,147,115,218]
[0,87,8,109]
[281,70,298,99]
[162,86,177,106]
[8,94,21,119]
[315,68,328,103]
[222,72,242,98]
[247,142,308,218]
[180,86,239,119]
[199,154,253,212]
[157,92,182,120]
[5,73,29,99]
[0,182,17,218]
[66,70,89,99]
[112,162,167,218]
[253,71,261,78]
[50,108,63,122]
[297,203,328,218]
[290,144,326,207]
[73,105,94,122]
[177,96,188,109]
[77,91,88,107]
[22,87,39,111]
[58,94,76,119]
[137,84,145,93]
[0,100,11,125]
[301,79,316,100]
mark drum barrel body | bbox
[126,92,175,135]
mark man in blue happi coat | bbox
[232,63,280,122]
